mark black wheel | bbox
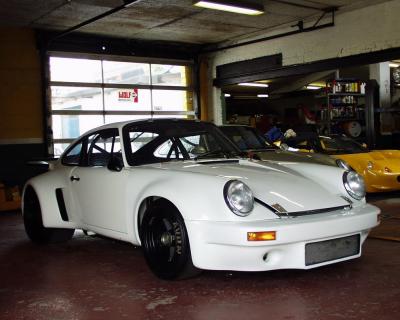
[23,187,75,244]
[140,200,200,280]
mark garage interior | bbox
[221,61,400,147]
[1,0,400,319]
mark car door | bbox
[69,128,129,234]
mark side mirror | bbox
[107,155,123,172]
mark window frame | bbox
[87,128,121,168]
[47,52,197,156]
[61,128,120,168]
[61,138,86,167]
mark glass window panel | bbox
[49,56,196,156]
[50,57,102,83]
[104,88,151,111]
[54,143,74,157]
[52,115,104,139]
[88,132,116,167]
[180,133,220,159]
[60,141,82,163]
[152,114,187,119]
[151,64,189,86]
[179,135,201,154]
[152,90,193,112]
[51,86,103,110]
[103,61,150,85]
[153,139,184,159]
[105,115,151,124]
[129,132,159,153]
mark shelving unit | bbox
[319,79,366,137]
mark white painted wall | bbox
[204,0,400,124]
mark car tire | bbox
[23,187,75,244]
[140,200,201,280]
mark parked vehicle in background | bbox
[219,125,347,168]
[284,133,400,193]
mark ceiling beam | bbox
[49,0,139,42]
[269,0,324,11]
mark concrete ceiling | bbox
[0,0,393,45]
[223,64,374,95]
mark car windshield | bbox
[219,126,276,151]
[123,120,242,166]
[319,136,369,154]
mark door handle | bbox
[70,175,80,182]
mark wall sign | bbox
[118,89,138,103]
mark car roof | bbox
[83,118,203,135]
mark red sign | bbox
[118,89,138,103]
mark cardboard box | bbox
[0,182,21,211]
[0,183,5,203]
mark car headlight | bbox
[336,159,352,171]
[224,180,254,216]
[343,171,365,200]
[367,161,373,170]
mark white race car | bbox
[23,119,380,279]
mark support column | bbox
[369,62,394,134]
[199,58,209,121]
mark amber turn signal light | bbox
[247,231,276,241]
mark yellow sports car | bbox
[285,134,400,193]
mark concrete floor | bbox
[1,194,400,320]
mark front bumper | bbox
[186,204,380,271]
[364,170,400,192]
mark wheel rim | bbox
[143,214,185,274]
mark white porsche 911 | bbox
[23,119,380,279]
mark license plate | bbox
[305,234,360,266]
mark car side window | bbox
[62,141,83,165]
[87,129,122,167]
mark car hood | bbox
[150,159,348,213]
[333,150,400,172]
[252,150,337,167]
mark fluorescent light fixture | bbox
[193,0,264,15]
[257,94,269,98]
[238,82,269,87]
[389,63,399,68]
[306,85,323,90]
[224,93,231,97]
